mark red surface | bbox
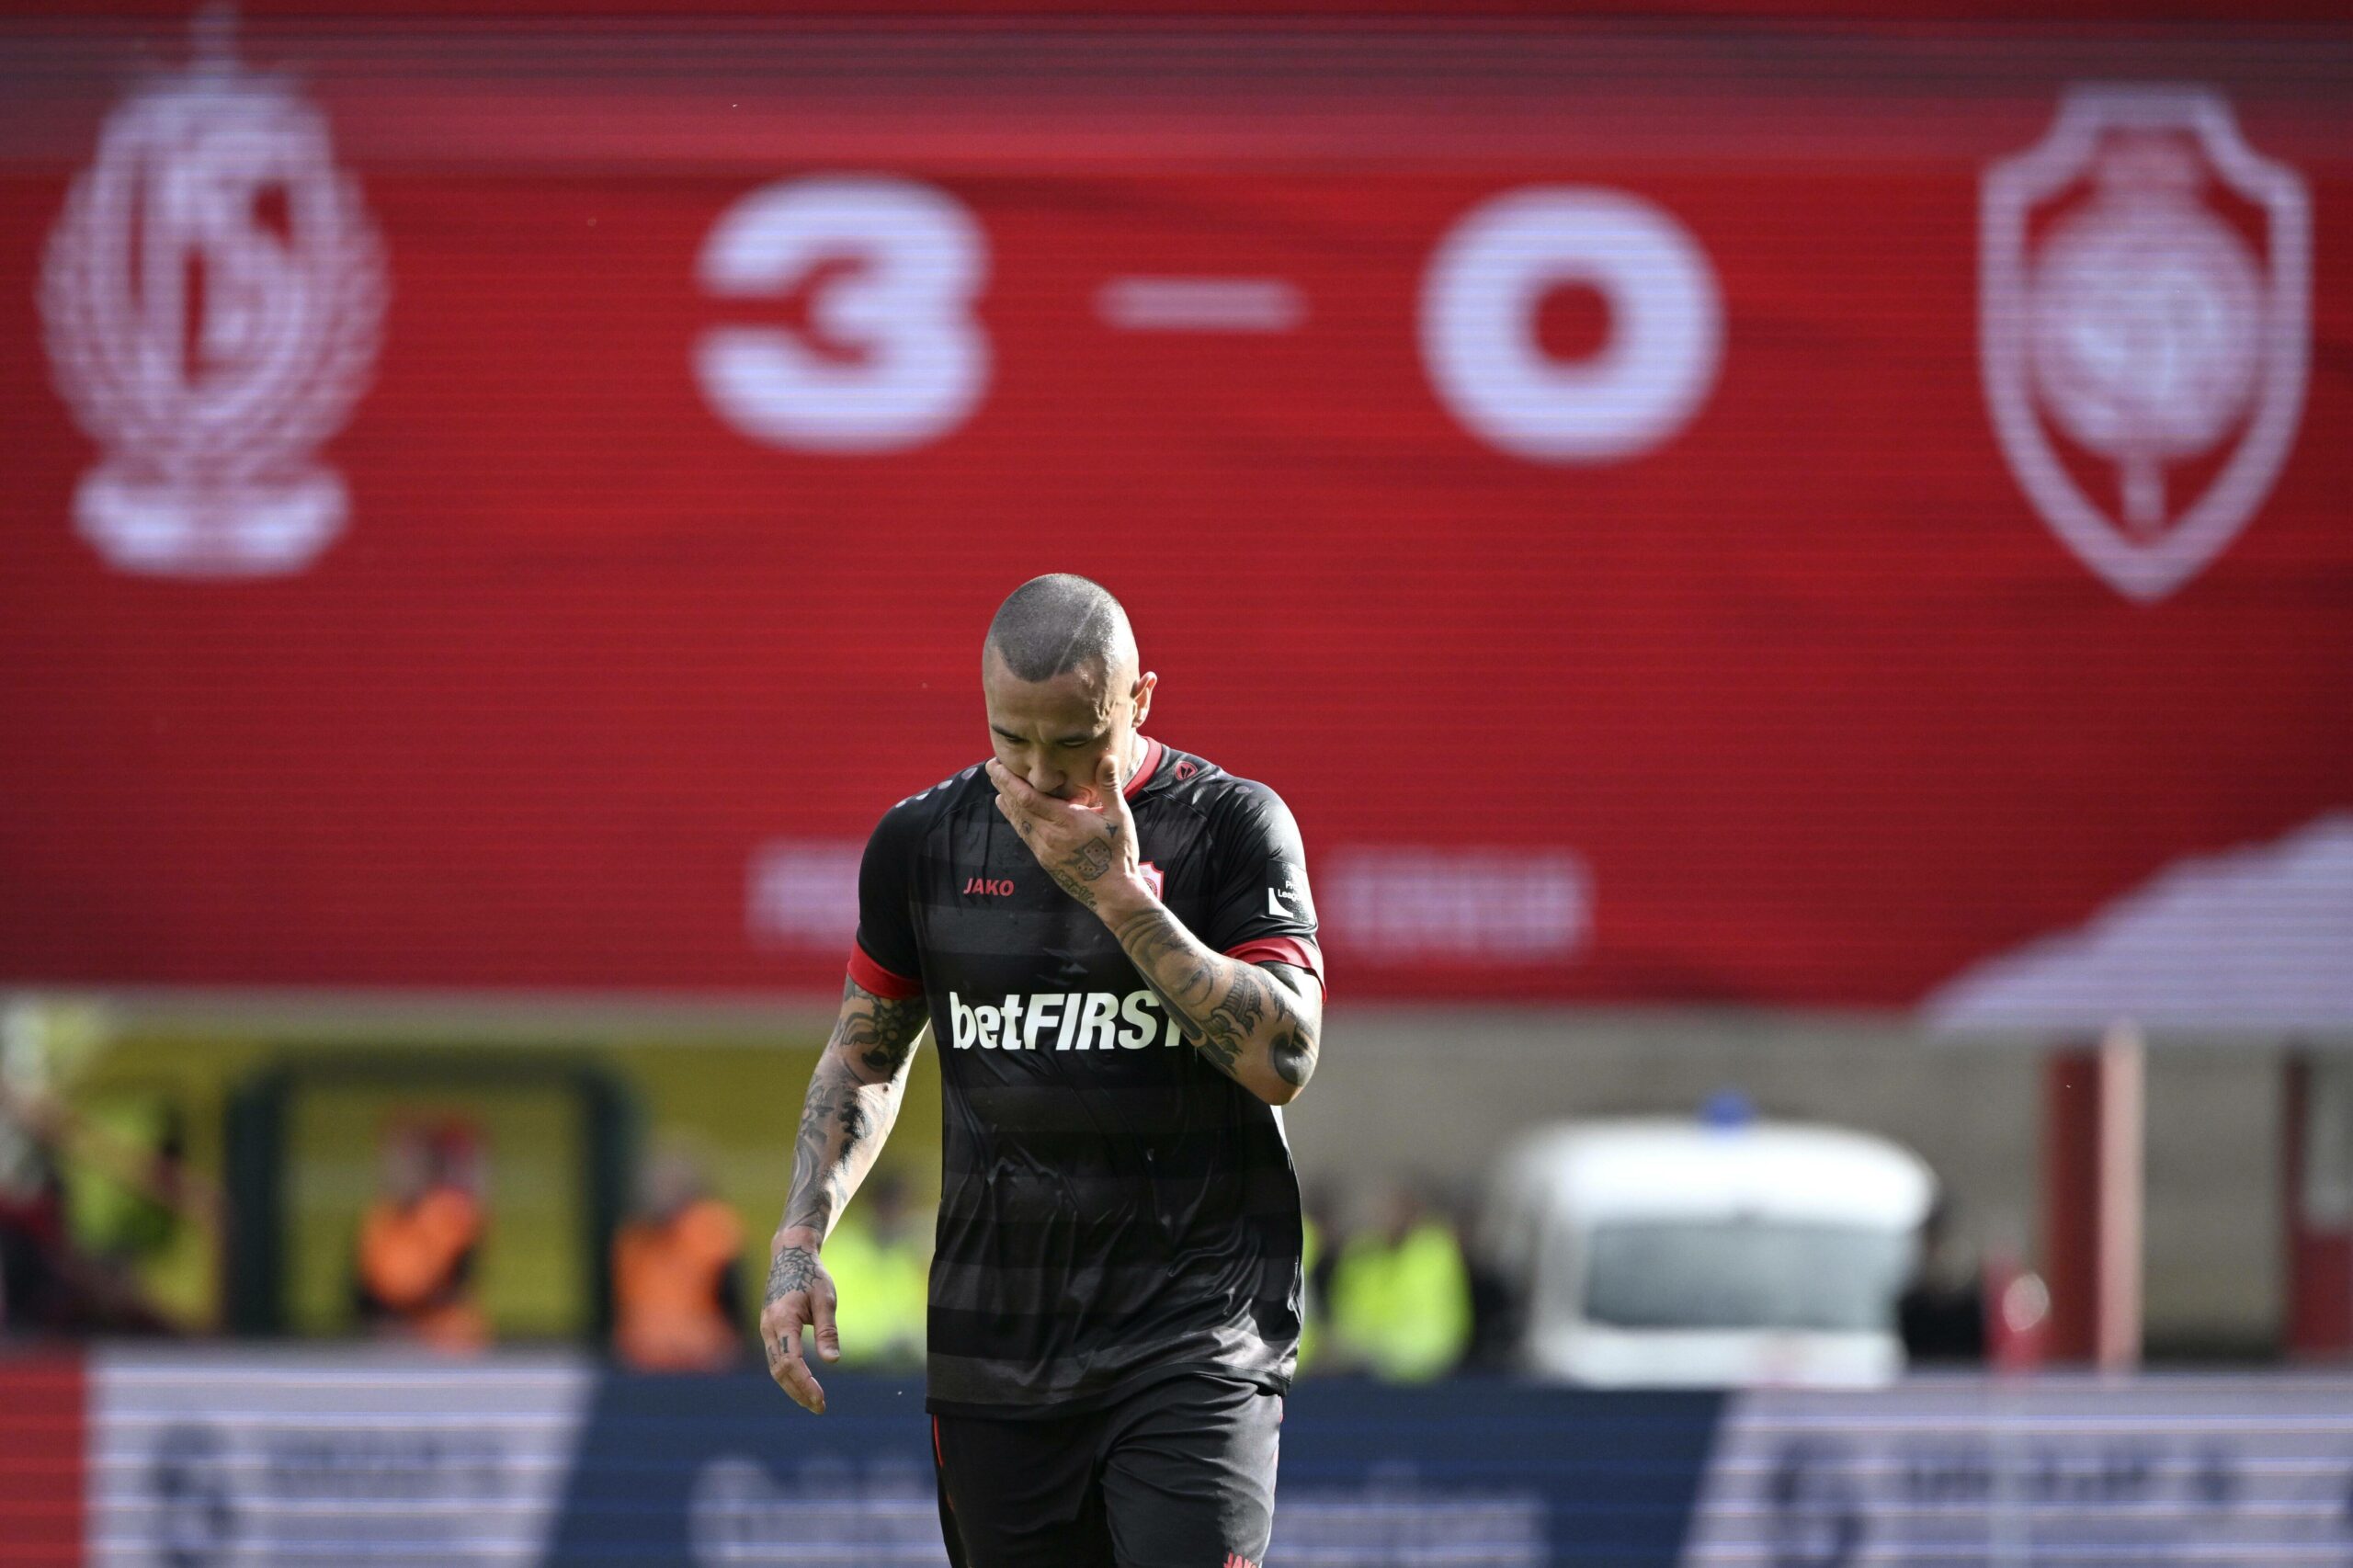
[5,2,2350,21]
[851,943,926,1001]
[2289,1234,2353,1356]
[2283,1058,2351,1355]
[0,1354,84,1568]
[1224,937,1325,983]
[0,17,2347,1006]
[2040,1051,2104,1362]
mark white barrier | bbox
[1685,1377,2353,1567]
[87,1350,593,1568]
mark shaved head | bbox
[981,575,1156,803]
[984,574,1136,685]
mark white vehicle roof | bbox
[1489,1118,1936,1232]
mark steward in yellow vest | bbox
[1328,1187,1472,1382]
[822,1170,929,1370]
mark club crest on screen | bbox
[40,12,387,579]
[1980,85,2310,604]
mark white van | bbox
[1478,1115,1936,1388]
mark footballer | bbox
[760,574,1323,1567]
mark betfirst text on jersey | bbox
[948,990,1187,1052]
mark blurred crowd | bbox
[1,1053,1513,1380]
[4,1000,1988,1380]
[596,1156,1504,1380]
[6,1083,2001,1381]
[0,1016,194,1337]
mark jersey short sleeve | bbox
[848,800,925,999]
[1199,780,1324,986]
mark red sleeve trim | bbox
[847,943,923,1000]
[1227,936,1324,987]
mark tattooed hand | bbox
[985,752,1144,912]
[759,1230,839,1414]
[761,979,925,1415]
[990,750,1322,1105]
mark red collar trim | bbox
[1123,736,1165,800]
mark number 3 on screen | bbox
[697,176,990,453]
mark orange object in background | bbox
[611,1151,745,1372]
[354,1121,490,1353]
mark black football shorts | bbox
[932,1372,1281,1568]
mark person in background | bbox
[1328,1180,1473,1381]
[1296,1180,1343,1374]
[613,1146,747,1371]
[817,1168,927,1370]
[354,1124,489,1353]
[0,1123,78,1334]
[1461,1177,1518,1373]
[1897,1195,1987,1363]
[0,1075,181,1337]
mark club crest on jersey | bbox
[1138,861,1165,899]
[40,11,387,578]
[1980,85,2310,603]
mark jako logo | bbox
[949,991,1185,1051]
[962,876,1016,896]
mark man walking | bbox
[760,574,1324,1567]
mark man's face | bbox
[983,645,1156,803]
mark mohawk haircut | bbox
[985,574,1133,683]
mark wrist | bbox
[775,1225,823,1255]
[1091,872,1159,927]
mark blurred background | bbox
[1,0,2348,1562]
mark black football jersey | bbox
[847,737,1323,1417]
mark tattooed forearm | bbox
[1199,968,1270,1073]
[841,983,930,1080]
[772,978,927,1262]
[779,1051,869,1240]
[1116,903,1215,1003]
[1268,1021,1317,1089]
[1109,903,1321,1103]
[1260,964,1320,1089]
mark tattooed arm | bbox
[1104,902,1322,1106]
[988,750,1322,1107]
[758,976,928,1415]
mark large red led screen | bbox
[2,18,2347,1016]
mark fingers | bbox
[990,763,1091,829]
[812,1279,843,1364]
[984,759,1040,811]
[987,756,1123,821]
[761,1298,827,1415]
[986,764,1057,834]
[991,794,1030,843]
